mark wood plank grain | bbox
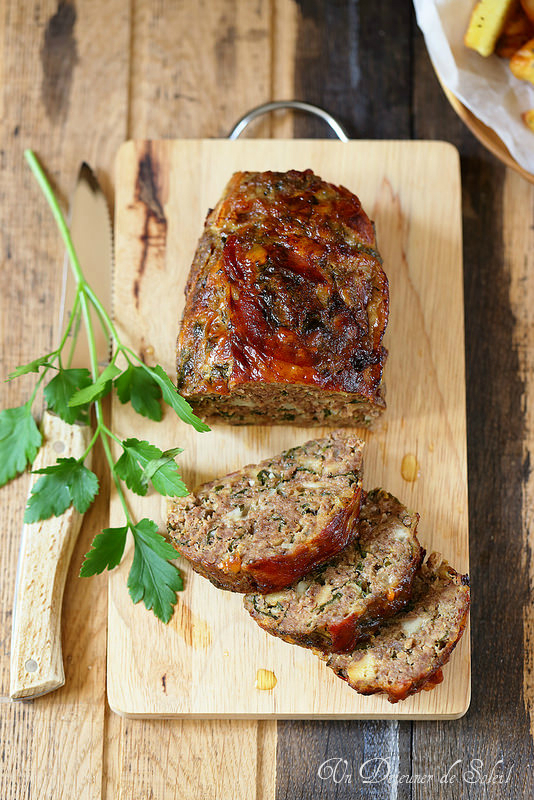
[102,695,123,800]
[411,24,534,799]
[128,0,273,140]
[0,0,129,797]
[108,138,468,720]
[109,4,278,800]
[106,719,276,800]
[292,0,412,140]
[505,169,534,756]
[503,171,534,735]
[276,720,412,800]
[271,1,299,139]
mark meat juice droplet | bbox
[255,669,277,690]
[401,453,419,482]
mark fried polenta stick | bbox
[496,5,533,56]
[521,0,534,25]
[465,0,519,56]
[510,37,534,82]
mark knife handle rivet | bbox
[53,440,65,454]
[24,659,38,673]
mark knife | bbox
[10,164,113,700]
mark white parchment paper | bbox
[414,0,534,173]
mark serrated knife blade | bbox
[10,164,113,699]
[60,162,113,368]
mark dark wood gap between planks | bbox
[411,20,534,800]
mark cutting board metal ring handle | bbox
[228,101,349,142]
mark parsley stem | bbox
[80,424,101,463]
[26,149,135,529]
[84,284,121,344]
[79,291,98,381]
[19,289,81,405]
[120,345,159,375]
[24,152,117,369]
[65,302,82,369]
[100,424,122,446]
[28,370,48,407]
[57,289,80,355]
[24,151,88,292]
[78,265,134,521]
[120,345,145,364]
[100,425,133,525]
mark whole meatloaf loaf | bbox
[167,433,364,593]
[244,489,424,653]
[322,554,470,703]
[176,169,389,426]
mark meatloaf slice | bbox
[322,554,470,703]
[244,489,424,653]
[176,169,389,426]
[167,433,364,593]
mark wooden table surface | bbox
[0,2,533,798]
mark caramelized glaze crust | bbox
[176,170,389,425]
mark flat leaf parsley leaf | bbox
[24,457,99,523]
[114,439,156,496]
[115,438,187,498]
[115,364,162,421]
[0,405,42,485]
[148,365,210,433]
[80,525,128,575]
[68,362,121,407]
[127,519,183,623]
[142,449,187,496]
[44,368,93,424]
[7,354,57,380]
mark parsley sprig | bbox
[0,150,209,623]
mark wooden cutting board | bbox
[108,139,469,719]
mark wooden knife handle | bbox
[10,410,92,700]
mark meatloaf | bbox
[244,489,424,653]
[176,169,389,426]
[167,433,364,593]
[322,554,470,703]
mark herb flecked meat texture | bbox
[244,489,425,654]
[321,554,470,703]
[167,433,364,593]
[176,170,389,426]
